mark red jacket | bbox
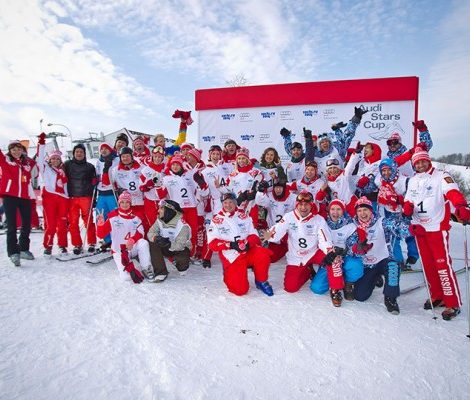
[0,150,33,199]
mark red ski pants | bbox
[415,230,461,308]
[42,190,68,249]
[182,207,198,257]
[69,197,96,247]
[143,197,159,228]
[221,246,271,296]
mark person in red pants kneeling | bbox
[207,192,273,296]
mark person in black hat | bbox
[114,133,129,153]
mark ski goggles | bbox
[326,158,340,167]
[152,146,165,155]
[386,139,400,146]
[296,192,313,203]
[318,133,329,140]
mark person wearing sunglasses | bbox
[279,127,315,182]
[207,192,273,297]
[386,120,433,177]
[263,191,344,305]
[313,106,368,177]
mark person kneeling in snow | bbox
[96,191,152,284]
[207,192,273,296]
[262,190,344,306]
[147,200,192,282]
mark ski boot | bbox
[384,296,400,315]
[423,298,445,310]
[255,280,274,296]
[87,245,96,253]
[330,289,343,307]
[375,274,384,288]
[73,246,82,255]
[10,253,21,267]
[59,247,68,254]
[202,259,211,269]
[44,247,52,256]
[343,282,355,301]
[154,274,168,283]
[20,251,35,260]
[442,307,461,321]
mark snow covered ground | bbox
[1,223,470,400]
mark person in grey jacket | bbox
[147,200,191,281]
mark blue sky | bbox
[0,0,469,156]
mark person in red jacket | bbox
[0,140,36,266]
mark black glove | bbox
[155,235,171,248]
[355,141,365,154]
[280,127,291,137]
[258,180,269,193]
[229,240,250,253]
[323,251,337,265]
[193,171,206,189]
[331,121,347,131]
[245,181,258,201]
[351,106,368,123]
[303,127,312,139]
[236,191,247,206]
[103,159,113,173]
[334,246,347,257]
[152,175,160,184]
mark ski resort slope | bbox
[0,223,469,400]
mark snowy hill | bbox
[1,222,470,400]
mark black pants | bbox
[149,242,190,276]
[3,195,32,256]
[354,258,400,301]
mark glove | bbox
[402,201,414,217]
[357,176,370,189]
[323,251,337,265]
[352,240,373,255]
[103,159,113,173]
[152,175,160,185]
[355,141,365,154]
[245,181,258,201]
[303,127,312,139]
[126,238,136,250]
[123,263,144,284]
[412,120,428,132]
[351,106,368,123]
[280,127,291,137]
[334,247,347,257]
[229,239,250,253]
[258,180,270,193]
[155,235,171,248]
[331,122,347,131]
[409,224,426,237]
[236,191,247,206]
[455,206,470,222]
[38,132,46,145]
[193,171,207,189]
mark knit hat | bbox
[169,155,185,168]
[291,142,303,150]
[187,148,202,162]
[119,146,133,157]
[355,196,373,210]
[118,191,132,205]
[8,140,23,150]
[224,139,237,148]
[388,132,402,143]
[411,148,431,166]
[180,142,193,151]
[99,143,113,153]
[329,199,346,212]
[48,150,63,160]
[115,133,129,147]
[236,147,250,159]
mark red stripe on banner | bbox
[195,76,419,110]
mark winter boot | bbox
[44,247,52,256]
[10,253,21,267]
[20,250,35,260]
[255,280,274,296]
[202,259,211,269]
[423,298,445,310]
[142,266,156,282]
[375,274,384,288]
[405,256,417,266]
[399,261,412,273]
[442,307,461,321]
[154,274,168,282]
[87,245,96,253]
[330,289,343,307]
[344,282,355,301]
[59,247,68,254]
[73,246,82,255]
[384,296,400,315]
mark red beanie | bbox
[329,199,346,212]
[411,149,431,166]
[355,196,373,210]
[99,143,114,153]
[118,191,132,205]
[236,147,250,159]
[187,148,202,162]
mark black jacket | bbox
[64,158,96,197]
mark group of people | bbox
[1,106,469,321]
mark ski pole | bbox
[82,186,98,250]
[463,222,469,339]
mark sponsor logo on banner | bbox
[202,135,216,142]
[260,133,272,143]
[221,113,235,120]
[240,134,255,141]
[261,112,275,119]
[323,109,336,120]
[239,112,252,122]
[303,110,319,117]
[280,111,293,121]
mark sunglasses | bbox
[296,192,313,203]
[386,139,400,146]
[326,158,339,167]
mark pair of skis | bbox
[55,251,113,265]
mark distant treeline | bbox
[432,153,470,166]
